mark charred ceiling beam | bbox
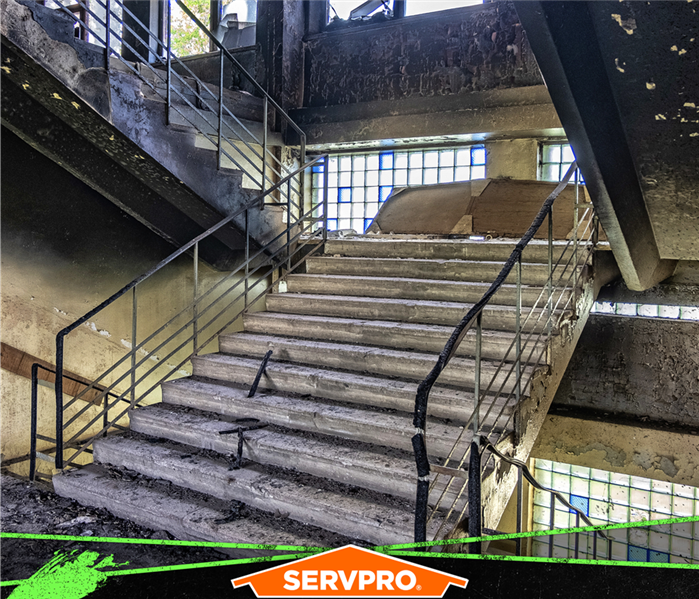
[516,1,677,291]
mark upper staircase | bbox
[54,231,603,549]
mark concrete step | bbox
[129,403,421,501]
[189,354,515,424]
[324,238,574,264]
[266,293,558,333]
[285,274,568,307]
[93,435,437,545]
[53,463,350,554]
[243,312,533,362]
[218,333,535,393]
[306,256,556,285]
[162,377,506,458]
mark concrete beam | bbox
[516,1,677,291]
[533,414,699,488]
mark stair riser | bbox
[94,438,416,546]
[164,376,466,457]
[189,358,512,425]
[286,274,568,307]
[266,294,556,332]
[324,239,573,263]
[219,335,528,393]
[243,313,518,361]
[306,257,554,285]
[130,408,416,500]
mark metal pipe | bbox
[548,493,555,557]
[287,179,292,271]
[516,255,522,405]
[516,466,523,556]
[245,209,249,310]
[30,363,39,481]
[548,208,553,338]
[467,441,481,554]
[193,241,199,354]
[105,0,111,71]
[217,48,224,170]
[473,311,482,437]
[262,97,268,193]
[55,334,64,469]
[573,167,579,301]
[575,513,580,558]
[166,0,171,125]
[322,157,329,242]
[131,287,137,407]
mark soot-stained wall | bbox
[553,314,699,429]
[303,1,542,109]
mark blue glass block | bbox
[569,494,589,515]
[379,186,393,202]
[472,147,486,165]
[379,151,394,170]
[364,218,374,231]
[649,550,670,563]
[628,545,648,562]
[326,219,338,231]
[312,163,325,173]
[338,187,352,203]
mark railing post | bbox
[131,287,137,408]
[322,157,329,242]
[55,334,64,469]
[193,241,199,355]
[468,311,483,554]
[166,0,172,125]
[217,48,224,170]
[516,255,522,404]
[30,363,39,482]
[574,513,580,558]
[547,207,553,338]
[548,493,555,557]
[105,0,111,71]
[244,209,249,310]
[287,179,292,271]
[593,529,598,560]
[573,168,579,303]
[262,97,268,192]
[516,466,523,556]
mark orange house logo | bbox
[231,545,468,598]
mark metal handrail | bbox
[52,150,329,469]
[412,162,592,543]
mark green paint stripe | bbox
[375,516,699,550]
[0,532,326,552]
[105,551,318,577]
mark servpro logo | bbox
[231,545,468,598]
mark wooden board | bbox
[1,343,104,405]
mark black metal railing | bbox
[37,155,328,474]
[46,0,305,214]
[478,436,611,559]
[413,163,601,543]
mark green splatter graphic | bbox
[8,550,128,599]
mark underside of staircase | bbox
[53,235,597,552]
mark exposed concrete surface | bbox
[553,315,699,428]
[92,435,427,546]
[532,414,699,488]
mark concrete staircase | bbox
[54,236,589,550]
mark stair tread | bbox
[53,463,351,552]
[129,403,420,498]
[93,435,436,545]
[189,353,516,423]
[162,376,502,457]
[288,273,548,289]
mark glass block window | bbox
[532,459,699,563]
[311,146,486,233]
[539,143,576,182]
[591,302,699,321]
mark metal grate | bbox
[311,146,486,233]
[532,459,699,562]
